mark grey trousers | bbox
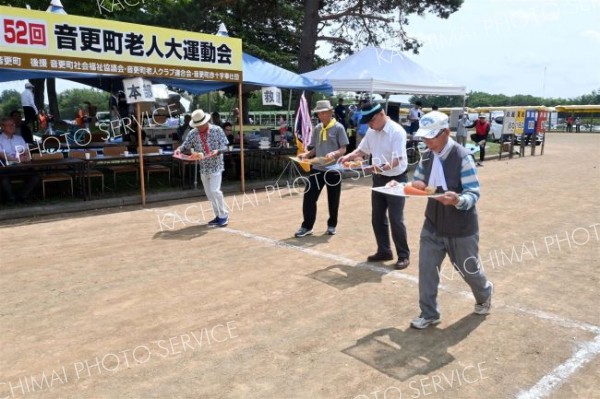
[418,226,491,320]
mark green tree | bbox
[0,90,22,117]
[298,0,464,73]
[58,88,110,120]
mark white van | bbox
[489,112,503,141]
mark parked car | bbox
[489,114,504,141]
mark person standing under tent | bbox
[20,82,38,132]
[408,101,423,135]
[295,100,348,237]
[334,98,347,130]
[575,116,581,133]
[175,109,230,227]
[566,115,574,132]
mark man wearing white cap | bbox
[295,100,349,237]
[20,82,38,132]
[409,111,493,329]
[174,109,230,227]
[339,102,410,270]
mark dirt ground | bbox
[1,133,599,399]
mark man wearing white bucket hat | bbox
[409,111,493,329]
[175,109,230,227]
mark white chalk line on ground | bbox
[219,226,600,399]
[515,333,600,399]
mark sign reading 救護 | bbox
[261,86,282,106]
[123,78,154,103]
[0,6,242,82]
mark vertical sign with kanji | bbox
[261,86,282,106]
[514,109,526,136]
[123,78,154,103]
[502,110,516,134]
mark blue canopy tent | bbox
[0,53,332,94]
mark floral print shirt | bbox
[180,124,229,175]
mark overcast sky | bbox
[391,0,600,98]
[1,0,598,100]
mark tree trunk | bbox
[298,0,320,74]
[47,78,60,120]
[30,78,45,112]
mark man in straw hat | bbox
[294,100,349,237]
[175,109,230,227]
[409,111,493,329]
[339,102,411,270]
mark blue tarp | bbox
[0,53,332,94]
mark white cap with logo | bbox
[414,111,449,139]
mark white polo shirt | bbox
[20,89,38,113]
[0,133,27,158]
[358,118,408,176]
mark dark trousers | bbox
[371,173,410,259]
[23,106,38,132]
[301,169,342,229]
[1,175,40,202]
[470,134,487,162]
[410,121,419,134]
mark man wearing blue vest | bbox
[410,111,493,329]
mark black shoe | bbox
[326,226,336,235]
[367,252,393,262]
[395,258,410,270]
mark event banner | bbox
[0,6,242,81]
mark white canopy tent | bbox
[302,46,466,96]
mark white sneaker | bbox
[410,316,441,329]
[474,281,494,315]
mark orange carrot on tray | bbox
[403,185,430,196]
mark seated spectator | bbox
[0,117,39,204]
[123,119,147,143]
[223,122,236,144]
[75,107,86,128]
[174,114,192,142]
[38,110,48,133]
[10,110,33,144]
[212,112,223,127]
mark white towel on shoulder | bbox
[428,152,448,191]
